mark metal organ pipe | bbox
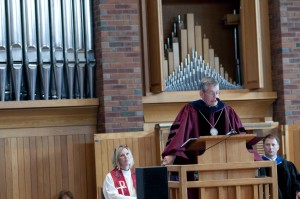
[23,0,38,100]
[8,0,23,101]
[74,0,86,99]
[84,0,96,98]
[50,0,64,99]
[37,0,51,100]
[0,0,95,101]
[62,0,76,99]
[0,0,7,101]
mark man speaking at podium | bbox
[162,76,246,166]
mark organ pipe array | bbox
[163,13,243,91]
[0,0,95,101]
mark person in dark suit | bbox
[262,134,300,199]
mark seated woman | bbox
[103,145,136,199]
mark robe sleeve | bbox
[225,106,246,134]
[289,161,300,193]
[161,104,199,159]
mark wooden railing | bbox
[167,161,278,199]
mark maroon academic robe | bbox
[162,98,246,165]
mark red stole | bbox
[110,168,136,196]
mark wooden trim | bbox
[140,0,151,94]
[143,90,277,125]
[0,126,96,138]
[0,98,99,110]
[0,99,99,129]
[143,90,277,104]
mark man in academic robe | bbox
[262,134,300,199]
[161,77,246,199]
[162,76,246,166]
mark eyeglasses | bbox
[204,91,220,96]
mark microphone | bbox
[226,130,238,136]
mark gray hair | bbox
[112,145,135,170]
[199,77,219,92]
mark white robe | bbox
[103,169,137,199]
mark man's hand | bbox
[161,155,175,166]
[296,191,300,199]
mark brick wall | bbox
[269,0,300,124]
[94,0,144,132]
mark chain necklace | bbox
[198,109,224,136]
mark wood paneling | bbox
[146,0,164,93]
[284,124,300,170]
[0,99,98,199]
[240,0,261,89]
[240,0,271,90]
[0,134,96,199]
[0,99,98,129]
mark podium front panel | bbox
[196,135,257,199]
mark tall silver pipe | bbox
[63,0,76,99]
[0,0,7,101]
[8,0,23,101]
[84,0,95,98]
[37,0,51,100]
[50,0,64,99]
[74,0,86,99]
[23,0,38,100]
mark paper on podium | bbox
[181,137,206,152]
[180,134,259,152]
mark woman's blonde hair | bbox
[112,145,134,170]
[57,190,74,199]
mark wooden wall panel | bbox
[0,139,7,199]
[0,99,98,199]
[0,134,96,199]
[86,135,96,199]
[5,138,13,199]
[284,124,300,170]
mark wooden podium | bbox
[167,134,278,199]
